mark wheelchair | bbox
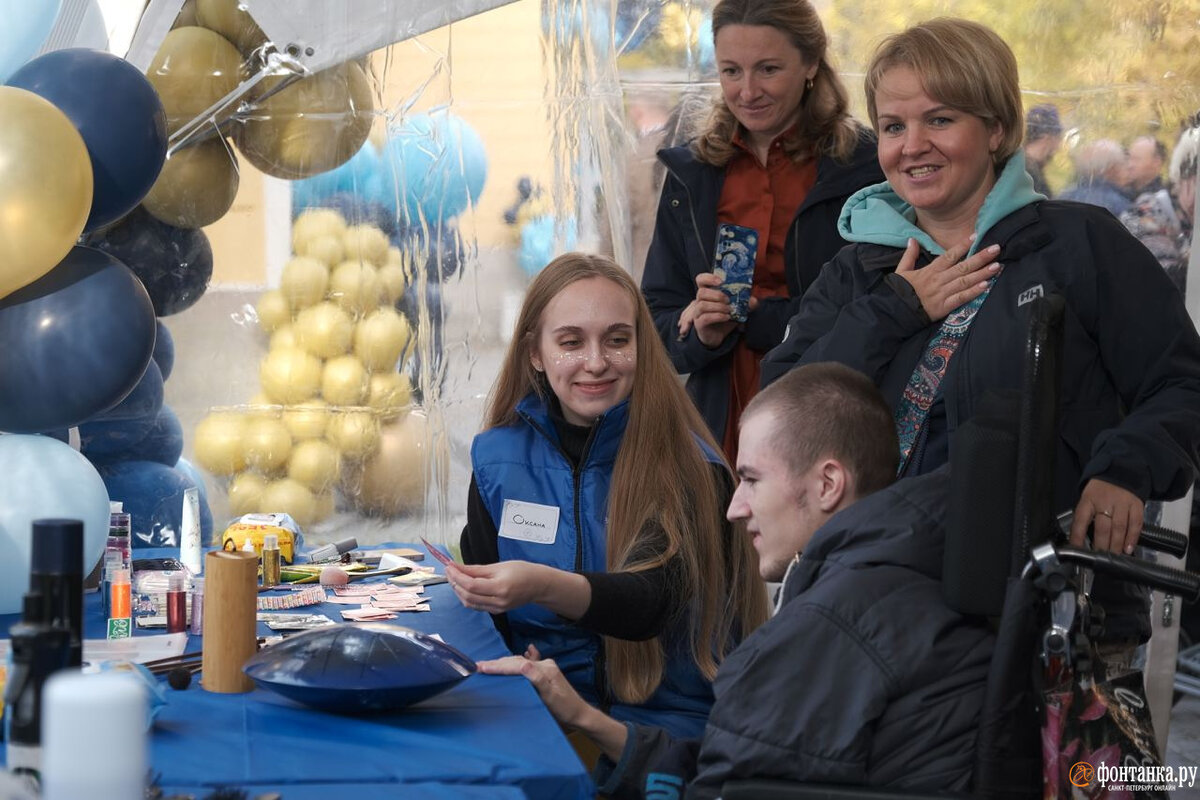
[724,294,1199,800]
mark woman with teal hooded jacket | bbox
[761,18,1200,617]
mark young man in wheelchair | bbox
[479,363,996,798]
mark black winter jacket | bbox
[594,469,994,798]
[762,200,1200,512]
[640,134,883,442]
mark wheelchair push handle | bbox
[1055,511,1188,559]
[1053,545,1200,602]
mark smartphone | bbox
[713,223,758,323]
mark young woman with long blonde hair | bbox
[448,252,767,739]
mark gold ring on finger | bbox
[1098,509,1113,518]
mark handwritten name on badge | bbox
[499,500,560,544]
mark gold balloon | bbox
[342,224,389,266]
[287,439,341,492]
[294,302,353,359]
[244,395,281,419]
[141,137,239,229]
[367,372,413,416]
[193,411,247,476]
[234,62,374,179]
[195,0,267,55]
[328,260,382,316]
[242,417,293,473]
[259,478,317,527]
[325,410,380,461]
[354,308,411,371]
[346,411,447,516]
[377,263,408,304]
[296,234,345,267]
[259,346,323,405]
[146,27,243,135]
[292,208,346,252]
[321,355,369,407]
[312,491,336,523]
[279,256,329,311]
[227,471,268,517]
[256,289,291,333]
[0,88,93,300]
[269,324,297,351]
[282,399,331,440]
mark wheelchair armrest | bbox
[721,780,970,800]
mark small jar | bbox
[166,573,187,634]
[188,577,205,636]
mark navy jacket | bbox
[471,393,719,738]
[640,134,884,441]
[596,470,994,798]
[763,200,1200,513]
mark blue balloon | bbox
[0,434,109,614]
[153,321,175,382]
[79,413,156,466]
[292,142,387,214]
[316,192,400,239]
[85,207,213,316]
[136,405,184,467]
[0,0,61,84]
[100,460,211,548]
[393,223,462,282]
[91,358,163,423]
[520,215,578,276]
[0,246,155,433]
[6,48,168,232]
[382,112,488,226]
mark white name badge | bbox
[498,499,560,544]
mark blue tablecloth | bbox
[2,544,594,799]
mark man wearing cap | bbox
[1024,103,1063,197]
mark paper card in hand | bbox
[421,536,456,568]
[713,223,758,323]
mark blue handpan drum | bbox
[243,624,476,713]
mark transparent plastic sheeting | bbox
[80,0,1198,553]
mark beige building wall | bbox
[206,0,552,287]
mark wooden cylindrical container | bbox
[201,550,258,693]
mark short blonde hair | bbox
[864,18,1023,165]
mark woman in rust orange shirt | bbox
[640,0,881,461]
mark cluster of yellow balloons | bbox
[192,207,441,526]
[140,0,376,230]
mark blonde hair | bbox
[485,253,768,701]
[693,0,862,167]
[865,17,1024,165]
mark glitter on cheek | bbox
[604,349,634,365]
[549,351,589,366]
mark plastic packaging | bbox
[261,534,281,589]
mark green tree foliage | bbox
[825,0,1200,185]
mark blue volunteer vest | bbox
[470,393,717,738]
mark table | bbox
[2,545,594,799]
